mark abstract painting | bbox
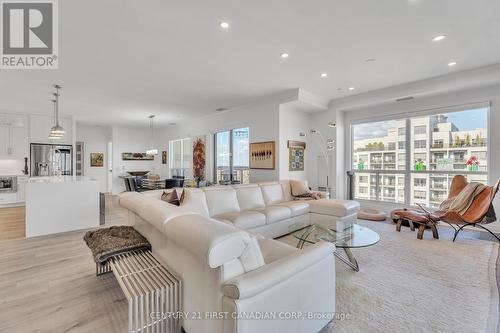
[192,135,206,180]
[250,141,275,169]
[90,152,104,167]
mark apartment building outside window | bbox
[352,107,489,208]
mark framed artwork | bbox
[287,140,306,149]
[122,152,154,161]
[192,135,206,180]
[162,150,167,164]
[250,141,275,169]
[90,152,104,167]
[289,146,304,171]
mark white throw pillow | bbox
[239,236,265,272]
[290,179,310,196]
[180,188,210,216]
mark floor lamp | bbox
[301,125,335,197]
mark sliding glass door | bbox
[351,107,489,208]
[215,127,249,185]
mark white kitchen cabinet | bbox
[0,115,29,158]
[11,126,29,158]
[29,115,72,145]
[16,176,29,202]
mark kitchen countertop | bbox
[27,176,97,183]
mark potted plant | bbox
[467,156,479,171]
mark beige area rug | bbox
[280,220,499,333]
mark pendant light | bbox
[146,115,158,155]
[48,98,63,139]
[49,84,65,138]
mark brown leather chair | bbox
[440,177,500,242]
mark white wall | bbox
[75,123,111,193]
[112,125,157,194]
[155,94,295,184]
[278,104,310,181]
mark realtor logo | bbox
[1,0,58,69]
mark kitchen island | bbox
[25,176,100,237]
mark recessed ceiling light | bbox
[280,52,289,59]
[365,58,376,63]
[432,35,447,42]
[219,22,229,29]
[448,61,457,67]
[320,73,328,78]
[348,87,355,91]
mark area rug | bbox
[279,220,499,333]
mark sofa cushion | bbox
[234,185,266,211]
[213,211,266,229]
[274,201,310,217]
[280,180,293,202]
[259,183,285,205]
[289,179,310,196]
[252,206,292,224]
[180,188,210,217]
[140,189,166,200]
[308,199,360,217]
[204,187,241,216]
[257,238,298,264]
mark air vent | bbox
[396,96,415,102]
[215,107,228,112]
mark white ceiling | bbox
[0,0,499,126]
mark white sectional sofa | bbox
[119,180,360,333]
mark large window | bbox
[215,127,249,185]
[352,107,488,207]
[169,137,191,178]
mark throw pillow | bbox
[290,179,310,196]
[161,190,180,206]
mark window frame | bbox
[168,137,191,178]
[214,127,250,184]
[349,102,490,207]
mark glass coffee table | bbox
[292,224,380,271]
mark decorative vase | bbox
[23,157,29,175]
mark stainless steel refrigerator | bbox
[30,143,73,177]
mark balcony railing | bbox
[430,142,487,149]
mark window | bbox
[215,127,249,184]
[414,190,426,199]
[169,138,191,178]
[414,178,426,187]
[414,125,427,135]
[359,176,368,183]
[414,140,427,149]
[352,107,488,207]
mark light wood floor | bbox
[0,197,130,333]
[0,198,499,333]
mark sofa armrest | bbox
[164,214,251,269]
[222,242,334,300]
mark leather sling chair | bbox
[392,175,500,241]
[437,176,500,242]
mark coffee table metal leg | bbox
[335,248,359,272]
